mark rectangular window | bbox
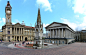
[28,32,29,35]
[63,41,64,44]
[59,40,60,44]
[8,36,10,40]
[8,31,10,34]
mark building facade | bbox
[75,30,86,42]
[45,22,75,45]
[2,1,35,41]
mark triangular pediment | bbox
[14,23,23,27]
[46,22,67,28]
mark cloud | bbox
[43,23,49,27]
[75,15,79,18]
[0,18,6,24]
[43,23,49,33]
[61,17,86,31]
[2,18,6,23]
[15,19,20,23]
[36,0,52,12]
[61,18,77,31]
[72,0,86,15]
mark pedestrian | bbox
[15,43,16,46]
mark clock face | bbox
[6,10,10,14]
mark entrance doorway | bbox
[25,37,27,41]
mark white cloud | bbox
[61,17,86,31]
[15,19,20,23]
[0,18,6,24]
[61,18,77,31]
[72,0,86,15]
[75,15,79,17]
[12,22,15,25]
[2,18,6,23]
[43,23,49,27]
[36,0,52,12]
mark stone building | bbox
[80,30,86,42]
[0,31,2,40]
[75,31,80,42]
[2,1,35,41]
[45,22,75,45]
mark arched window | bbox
[8,18,9,22]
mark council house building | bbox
[2,1,35,41]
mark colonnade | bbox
[13,27,24,34]
[47,28,74,38]
[14,36,24,41]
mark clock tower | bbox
[5,1,12,25]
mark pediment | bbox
[46,22,67,28]
[49,23,62,27]
[14,23,22,27]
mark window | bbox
[56,41,57,44]
[62,41,64,44]
[8,36,10,40]
[8,27,10,29]
[59,40,60,44]
[8,18,9,22]
[28,32,29,35]
[8,31,10,34]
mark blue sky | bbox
[0,0,86,33]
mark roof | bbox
[45,22,68,28]
[45,22,75,32]
[25,26,35,29]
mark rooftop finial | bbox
[8,1,9,3]
[39,4,40,8]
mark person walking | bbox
[15,43,16,46]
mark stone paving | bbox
[0,42,86,55]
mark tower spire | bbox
[37,6,41,25]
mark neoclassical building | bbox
[2,1,35,41]
[45,22,75,45]
[75,30,86,42]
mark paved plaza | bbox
[0,42,86,55]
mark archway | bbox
[25,37,27,41]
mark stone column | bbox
[19,36,20,41]
[62,28,63,38]
[14,36,15,41]
[14,27,15,34]
[16,28,17,34]
[56,29,57,38]
[21,28,22,34]
[50,29,51,38]
[19,27,20,34]
[16,36,17,41]
[21,36,22,41]
[65,29,66,38]
[53,29,54,38]
[23,28,24,34]
[59,28,60,38]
